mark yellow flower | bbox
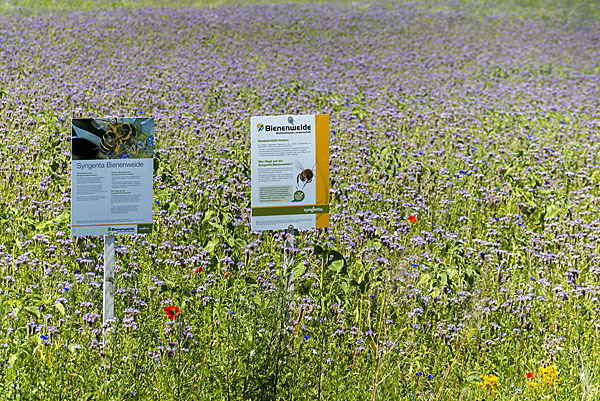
[538,366,561,388]
[527,381,538,390]
[476,374,501,396]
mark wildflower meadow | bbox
[0,0,599,399]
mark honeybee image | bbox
[93,118,137,159]
[294,160,315,189]
[72,118,154,160]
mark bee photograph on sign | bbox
[294,160,315,189]
[72,117,154,160]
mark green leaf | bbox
[439,271,448,286]
[208,221,223,230]
[366,240,382,251]
[379,146,391,159]
[465,371,481,383]
[419,273,431,286]
[327,250,344,264]
[328,259,344,273]
[545,202,561,219]
[293,262,308,278]
[202,210,216,222]
[54,210,69,224]
[54,302,66,317]
[153,157,160,174]
[226,236,235,248]
[25,306,40,319]
[220,212,232,223]
[446,268,458,280]
[35,220,53,231]
[205,240,218,253]
[161,279,176,292]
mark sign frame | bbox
[250,114,329,231]
[70,117,154,237]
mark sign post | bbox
[283,226,295,298]
[71,117,154,341]
[103,234,115,335]
[250,114,329,297]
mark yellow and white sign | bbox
[251,114,329,231]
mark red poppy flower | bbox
[408,215,417,223]
[164,306,180,321]
[194,266,203,274]
[225,272,231,278]
[526,372,534,380]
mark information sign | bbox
[251,114,329,231]
[71,118,154,236]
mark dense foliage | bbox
[0,1,599,399]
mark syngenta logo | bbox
[257,123,264,132]
[304,207,323,213]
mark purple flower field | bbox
[0,1,599,399]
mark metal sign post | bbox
[283,225,295,301]
[103,234,115,340]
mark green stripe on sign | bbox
[252,205,329,217]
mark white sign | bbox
[251,114,329,231]
[71,118,154,236]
